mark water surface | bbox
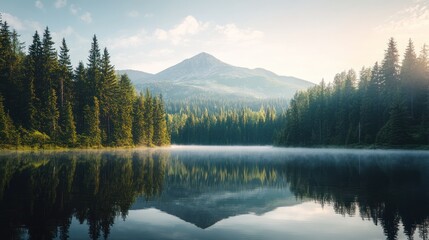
[0,146,428,239]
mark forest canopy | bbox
[0,17,169,148]
[276,38,429,147]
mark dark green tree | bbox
[99,48,118,144]
[61,101,77,146]
[86,35,101,101]
[45,88,60,140]
[58,38,73,108]
[381,38,400,109]
[114,74,134,146]
[83,97,101,147]
[132,94,145,145]
[152,95,170,146]
[143,89,154,146]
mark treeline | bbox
[166,98,289,115]
[277,38,429,147]
[0,18,169,148]
[169,106,285,145]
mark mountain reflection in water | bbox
[0,147,428,240]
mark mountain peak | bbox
[155,52,229,79]
[184,52,226,66]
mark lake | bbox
[0,146,428,240]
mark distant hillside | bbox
[119,52,314,100]
[116,69,153,85]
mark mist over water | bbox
[0,146,428,240]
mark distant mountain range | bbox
[117,52,314,100]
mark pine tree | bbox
[61,101,77,146]
[0,95,16,144]
[73,61,86,133]
[46,88,60,140]
[58,38,73,108]
[99,48,118,144]
[400,39,418,119]
[153,95,169,146]
[114,74,134,146]
[376,103,411,146]
[86,35,101,100]
[381,38,400,108]
[83,97,101,147]
[132,94,145,145]
[143,89,154,146]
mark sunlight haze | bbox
[2,0,428,83]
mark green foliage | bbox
[0,95,17,144]
[82,97,101,147]
[114,74,134,146]
[143,89,154,146]
[132,94,146,145]
[278,38,429,147]
[170,105,283,145]
[153,95,170,146]
[0,25,169,148]
[60,101,77,146]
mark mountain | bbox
[131,187,301,229]
[119,52,314,100]
[116,69,154,85]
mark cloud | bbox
[80,12,92,23]
[1,12,25,30]
[154,15,209,45]
[70,4,79,15]
[55,0,67,9]
[128,10,140,18]
[216,24,264,43]
[376,3,429,32]
[70,4,92,24]
[35,1,44,9]
[106,29,149,49]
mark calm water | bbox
[0,146,428,240]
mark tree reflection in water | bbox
[0,149,427,240]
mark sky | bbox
[1,0,429,83]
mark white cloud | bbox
[35,1,44,9]
[128,10,140,18]
[154,15,209,45]
[106,15,266,73]
[106,29,149,50]
[80,12,92,23]
[70,4,79,15]
[216,24,264,43]
[376,3,429,32]
[1,12,25,30]
[55,0,67,9]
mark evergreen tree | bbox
[73,61,86,133]
[132,94,145,145]
[143,89,154,146]
[61,101,77,146]
[99,48,118,144]
[45,88,60,140]
[114,74,134,146]
[376,103,411,146]
[0,95,16,144]
[400,39,418,119]
[58,38,73,108]
[86,35,101,100]
[152,95,169,146]
[83,97,101,147]
[381,38,400,109]
[25,31,42,130]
